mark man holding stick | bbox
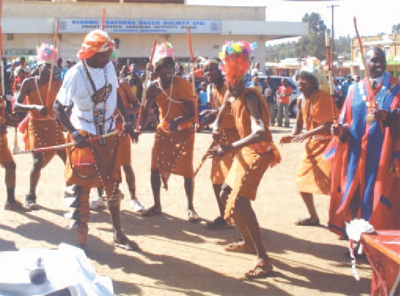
[139,42,199,222]
[199,58,240,229]
[328,47,400,236]
[14,44,66,210]
[54,30,139,250]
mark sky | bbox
[186,0,400,45]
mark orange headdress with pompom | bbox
[219,41,257,86]
[77,30,115,60]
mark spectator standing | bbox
[127,64,144,101]
[53,58,63,81]
[252,76,263,94]
[197,81,209,117]
[277,78,292,128]
[263,76,277,126]
[341,75,353,99]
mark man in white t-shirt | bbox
[54,30,139,251]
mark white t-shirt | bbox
[57,61,119,135]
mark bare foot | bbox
[224,242,256,254]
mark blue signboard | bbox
[58,18,221,34]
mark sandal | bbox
[245,261,273,279]
[113,235,139,251]
[295,217,320,226]
[224,242,256,254]
[4,200,31,212]
[141,205,162,217]
[188,210,200,222]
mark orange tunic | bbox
[0,100,13,164]
[294,90,338,195]
[209,83,240,184]
[26,80,65,167]
[65,132,122,198]
[151,76,196,187]
[224,88,281,220]
[115,87,138,166]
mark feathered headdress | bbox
[219,41,257,86]
[36,44,58,65]
[153,42,174,70]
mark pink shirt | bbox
[278,85,292,104]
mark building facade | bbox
[3,1,308,68]
[351,33,400,77]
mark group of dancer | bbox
[0,29,399,279]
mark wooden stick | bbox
[192,140,215,178]
[45,18,59,111]
[14,130,118,155]
[354,17,383,129]
[101,8,106,31]
[354,17,375,106]
[187,26,199,124]
[0,0,4,97]
[324,29,337,124]
[136,38,157,132]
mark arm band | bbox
[251,118,265,133]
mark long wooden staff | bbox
[354,17,380,126]
[0,0,4,98]
[324,29,337,124]
[45,18,59,111]
[135,38,157,132]
[187,26,199,124]
[192,140,215,178]
[101,8,106,31]
[14,130,118,155]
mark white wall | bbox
[3,2,266,20]
[2,2,307,66]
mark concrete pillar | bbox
[253,37,266,74]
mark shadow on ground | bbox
[0,206,370,295]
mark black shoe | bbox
[25,193,38,210]
[205,217,231,229]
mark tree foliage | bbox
[265,12,351,62]
[392,23,400,33]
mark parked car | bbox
[258,76,301,117]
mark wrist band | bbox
[71,130,81,138]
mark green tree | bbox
[300,12,327,60]
[265,12,352,62]
[392,23,400,33]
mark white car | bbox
[258,76,301,117]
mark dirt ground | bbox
[0,121,372,296]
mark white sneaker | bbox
[90,197,106,210]
[130,198,145,213]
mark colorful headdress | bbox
[77,30,115,60]
[301,56,330,93]
[36,44,58,65]
[301,57,321,75]
[153,42,174,71]
[219,41,257,86]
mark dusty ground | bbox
[0,121,372,296]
